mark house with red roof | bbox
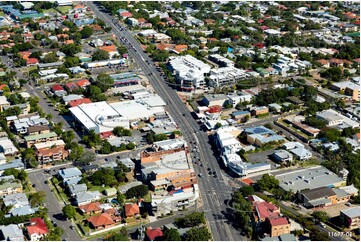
[68,98,92,107]
[79,202,102,215]
[26,217,49,241]
[145,227,163,241]
[267,216,290,237]
[65,82,79,92]
[51,84,67,97]
[26,58,39,66]
[249,196,290,237]
[19,51,31,60]
[87,213,115,230]
[99,131,115,140]
[76,79,91,89]
[120,11,132,19]
[124,203,140,218]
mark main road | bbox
[87,2,244,241]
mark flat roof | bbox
[34,140,65,150]
[275,166,343,192]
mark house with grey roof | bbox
[10,205,35,216]
[58,167,82,185]
[289,146,312,161]
[68,184,87,197]
[118,158,135,170]
[3,193,29,208]
[272,150,293,163]
[74,191,102,206]
[0,159,24,175]
[119,181,142,194]
[0,224,24,241]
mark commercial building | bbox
[202,94,228,107]
[168,55,211,90]
[340,206,360,230]
[69,101,130,134]
[316,109,359,129]
[330,81,359,101]
[275,166,345,192]
[208,54,235,67]
[244,126,285,147]
[208,67,248,87]
[215,127,243,155]
[272,150,293,163]
[222,153,271,177]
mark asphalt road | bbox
[87,3,245,241]
[28,170,81,241]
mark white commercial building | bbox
[69,101,130,134]
[316,109,359,128]
[208,67,249,87]
[168,55,211,89]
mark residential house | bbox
[11,205,35,216]
[87,213,115,230]
[0,224,25,241]
[68,183,87,197]
[3,192,29,209]
[145,227,163,241]
[79,202,102,215]
[98,45,119,59]
[0,179,22,197]
[51,84,67,97]
[202,94,229,107]
[0,137,18,156]
[340,207,360,230]
[58,167,82,185]
[0,159,25,176]
[124,203,140,218]
[26,58,39,66]
[75,191,102,206]
[62,94,84,105]
[76,79,91,89]
[67,98,92,107]
[0,96,10,112]
[64,82,79,92]
[26,218,48,241]
[104,188,117,196]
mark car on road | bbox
[346,202,351,206]
[70,225,74,230]
[198,173,203,178]
[199,164,203,167]
[208,171,212,175]
[116,156,121,159]
[32,184,36,188]
[213,174,218,178]
[52,221,58,227]
[207,168,211,171]
[213,171,216,175]
[320,222,326,228]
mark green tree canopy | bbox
[184,227,211,241]
[62,205,77,220]
[95,73,114,92]
[125,185,148,199]
[92,49,110,61]
[163,228,181,241]
[80,26,94,39]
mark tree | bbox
[64,57,80,68]
[312,211,329,223]
[68,142,84,161]
[320,67,342,82]
[125,185,148,199]
[100,141,112,154]
[239,186,254,197]
[175,212,206,228]
[105,227,129,241]
[42,52,58,63]
[215,122,222,129]
[86,86,107,102]
[29,191,46,207]
[80,26,94,39]
[317,128,342,142]
[304,116,327,129]
[185,227,211,241]
[3,168,27,182]
[92,49,110,61]
[62,205,77,220]
[113,127,132,137]
[74,150,96,166]
[95,74,114,92]
[146,133,155,144]
[154,134,168,142]
[90,168,117,186]
[257,174,279,192]
[310,227,330,241]
[126,142,135,150]
[60,44,81,57]
[163,228,181,241]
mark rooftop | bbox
[341,206,360,218]
[275,166,344,192]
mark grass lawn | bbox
[143,193,151,203]
[88,185,107,193]
[56,6,72,14]
[43,9,59,14]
